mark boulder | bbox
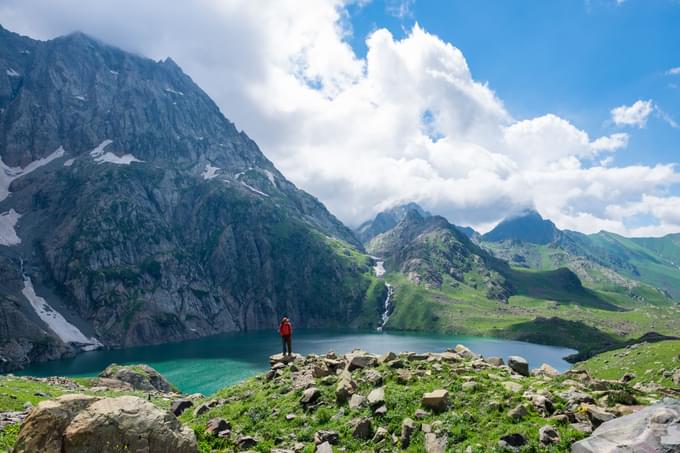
[312,364,332,378]
[364,369,383,386]
[349,394,365,410]
[539,425,560,445]
[171,399,193,417]
[193,403,210,417]
[269,353,303,366]
[424,432,448,453]
[454,344,477,359]
[396,369,412,384]
[300,387,321,406]
[372,426,389,443]
[673,369,680,386]
[315,441,333,453]
[508,404,528,420]
[205,418,230,436]
[98,364,175,393]
[507,356,529,377]
[440,351,461,363]
[367,387,385,408]
[400,417,415,448]
[502,381,523,393]
[583,404,616,426]
[350,417,372,440]
[572,398,680,453]
[378,351,397,364]
[236,435,258,449]
[346,351,377,371]
[499,433,526,449]
[335,378,356,404]
[530,394,555,416]
[14,394,197,453]
[462,381,478,392]
[314,430,340,445]
[422,389,449,413]
[373,404,387,416]
[486,356,504,367]
[532,363,560,377]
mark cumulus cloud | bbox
[610,99,654,127]
[1,0,679,236]
[666,67,680,76]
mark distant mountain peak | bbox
[483,209,561,245]
[355,202,431,244]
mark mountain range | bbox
[0,24,677,372]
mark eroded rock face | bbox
[571,398,680,453]
[508,356,529,376]
[99,364,175,392]
[14,394,198,453]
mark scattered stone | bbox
[285,413,297,421]
[440,351,461,362]
[538,425,560,445]
[205,418,230,436]
[378,351,397,364]
[621,372,636,383]
[508,404,528,420]
[315,441,333,453]
[583,404,616,426]
[364,369,383,386]
[400,417,415,448]
[499,433,526,449]
[314,430,340,445]
[346,351,377,371]
[572,398,680,452]
[193,403,210,417]
[530,394,555,416]
[349,394,365,410]
[373,426,389,443]
[373,405,387,416]
[486,356,504,367]
[422,389,449,413]
[424,432,448,453]
[350,417,372,440]
[236,435,258,449]
[673,369,680,386]
[335,377,356,404]
[454,344,477,359]
[300,387,321,406]
[312,364,332,378]
[171,399,193,417]
[507,356,529,377]
[13,394,197,453]
[532,363,559,377]
[396,369,412,384]
[414,409,428,419]
[367,387,385,408]
[270,353,303,366]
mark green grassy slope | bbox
[575,340,680,389]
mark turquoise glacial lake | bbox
[18,330,576,395]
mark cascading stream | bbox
[372,259,394,331]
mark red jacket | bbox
[279,321,292,337]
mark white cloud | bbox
[1,0,679,237]
[666,67,680,76]
[610,99,654,127]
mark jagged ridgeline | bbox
[0,25,385,370]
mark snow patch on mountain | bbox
[90,140,143,165]
[241,182,269,197]
[0,146,65,201]
[6,68,19,77]
[202,164,220,180]
[0,209,21,246]
[63,158,75,167]
[22,276,102,349]
[263,169,277,187]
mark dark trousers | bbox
[282,335,292,355]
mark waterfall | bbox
[377,283,394,332]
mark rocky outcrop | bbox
[13,394,197,452]
[572,398,680,453]
[99,364,175,392]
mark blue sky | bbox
[347,0,680,168]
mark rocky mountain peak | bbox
[483,209,562,245]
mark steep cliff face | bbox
[0,25,380,369]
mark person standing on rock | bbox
[279,316,293,356]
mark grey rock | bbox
[349,394,365,410]
[499,433,526,449]
[300,387,321,406]
[367,387,385,407]
[486,356,504,367]
[314,430,339,445]
[350,417,372,440]
[205,418,230,436]
[99,364,174,392]
[315,441,333,453]
[236,436,258,449]
[572,398,680,453]
[508,404,528,420]
[507,356,529,376]
[539,425,560,445]
[400,417,415,448]
[422,389,448,413]
[171,399,193,417]
[424,432,448,453]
